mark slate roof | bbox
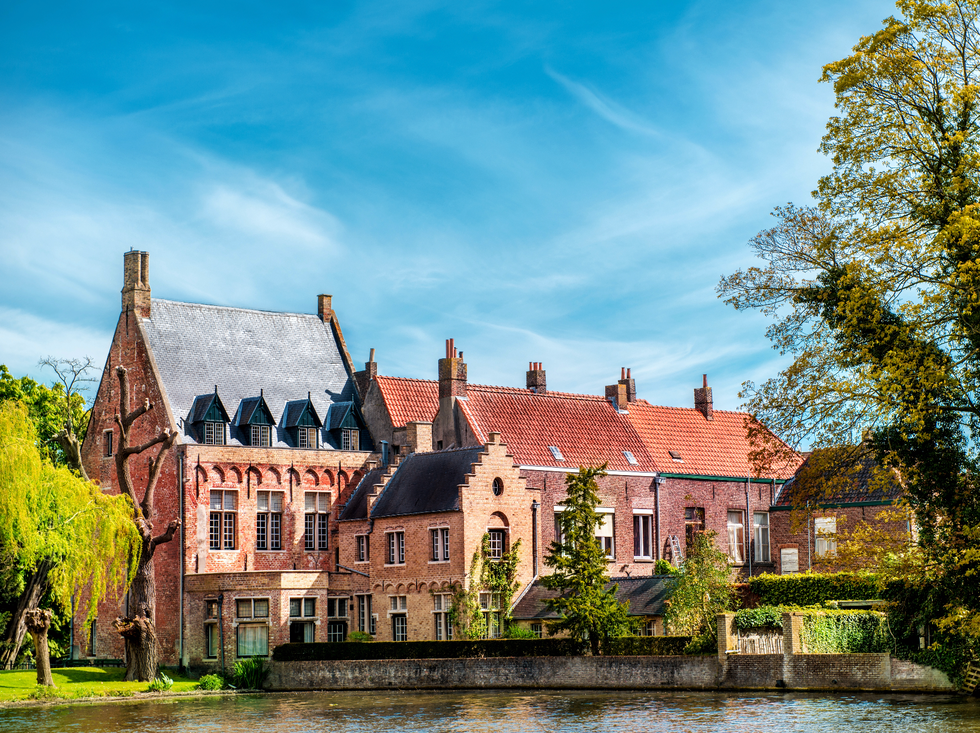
[282,398,323,429]
[339,468,384,520]
[774,448,902,507]
[189,391,229,423]
[512,576,677,619]
[140,299,355,448]
[370,446,485,518]
[374,377,800,478]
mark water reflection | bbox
[0,690,977,733]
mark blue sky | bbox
[0,0,894,412]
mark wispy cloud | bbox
[545,67,662,138]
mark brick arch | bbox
[288,468,301,486]
[246,467,262,486]
[196,466,208,485]
[268,467,282,484]
[395,583,406,593]
[228,466,242,484]
[488,511,509,528]
[337,471,349,491]
[303,468,319,486]
[211,466,225,484]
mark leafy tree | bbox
[543,465,632,655]
[718,0,980,650]
[0,402,139,684]
[664,531,732,644]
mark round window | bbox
[492,478,504,496]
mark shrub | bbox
[654,559,678,576]
[683,633,717,655]
[747,572,879,607]
[801,611,890,653]
[505,625,539,640]
[197,673,225,691]
[603,636,691,655]
[232,658,266,689]
[346,631,373,643]
[147,672,174,692]
[734,605,802,630]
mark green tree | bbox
[718,0,980,646]
[543,465,631,655]
[664,531,733,644]
[450,533,522,639]
[0,402,139,684]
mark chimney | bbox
[318,294,333,322]
[526,362,547,394]
[618,367,636,403]
[605,381,628,411]
[694,374,713,421]
[438,339,467,399]
[354,348,378,401]
[121,250,151,318]
[405,421,433,453]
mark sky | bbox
[0,0,896,412]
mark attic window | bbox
[623,451,638,466]
[669,450,683,462]
[548,446,564,462]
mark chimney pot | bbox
[695,375,714,421]
[527,362,547,394]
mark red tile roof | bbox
[373,376,801,478]
[374,376,439,426]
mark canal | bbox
[1,690,977,732]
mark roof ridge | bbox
[151,298,320,319]
[375,375,437,385]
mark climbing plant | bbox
[448,533,522,640]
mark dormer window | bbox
[326,402,372,452]
[189,389,229,446]
[251,425,272,447]
[282,395,323,450]
[234,392,276,448]
[342,429,359,451]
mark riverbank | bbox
[0,667,200,705]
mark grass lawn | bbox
[0,667,199,703]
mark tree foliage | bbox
[664,531,732,642]
[543,465,632,654]
[719,0,980,651]
[0,403,140,677]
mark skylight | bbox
[548,445,565,461]
[623,451,638,466]
[669,450,683,462]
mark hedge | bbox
[747,572,880,607]
[801,611,890,654]
[272,636,692,662]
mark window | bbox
[669,450,683,462]
[431,528,450,561]
[304,492,330,551]
[479,592,503,638]
[642,619,658,637]
[684,507,705,550]
[206,600,220,619]
[387,531,405,565]
[548,445,564,461]
[235,598,270,657]
[815,517,838,558]
[487,529,506,559]
[288,598,316,643]
[256,491,283,551]
[203,421,225,445]
[356,535,370,563]
[250,424,271,447]
[492,478,503,496]
[433,593,453,640]
[88,619,97,657]
[327,621,347,642]
[356,595,374,635]
[623,450,638,465]
[327,597,348,618]
[727,510,745,563]
[390,595,408,611]
[209,490,237,550]
[596,511,615,558]
[392,614,408,641]
[781,547,800,574]
[530,622,543,638]
[342,428,359,451]
[205,623,219,658]
[753,512,771,563]
[633,513,654,560]
[103,430,113,458]
[290,597,317,618]
[297,426,317,449]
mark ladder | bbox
[669,535,684,566]
[963,659,980,695]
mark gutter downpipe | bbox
[746,476,752,577]
[531,499,540,577]
[179,452,185,669]
[654,476,663,562]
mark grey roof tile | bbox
[370,447,484,518]
[512,576,677,619]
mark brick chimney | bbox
[354,348,378,401]
[526,362,547,394]
[438,338,467,399]
[618,367,636,403]
[405,421,433,453]
[122,250,151,318]
[605,381,627,411]
[694,374,713,421]
[317,294,333,322]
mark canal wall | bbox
[265,653,952,693]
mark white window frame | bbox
[633,510,654,560]
[727,510,745,564]
[753,512,771,563]
[814,516,838,558]
[304,491,330,552]
[342,428,359,451]
[356,534,369,563]
[596,509,615,559]
[234,597,270,657]
[433,593,453,640]
[250,424,271,447]
[387,531,406,565]
[430,527,450,562]
[203,421,225,445]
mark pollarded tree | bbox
[543,465,632,655]
[0,402,139,685]
[718,0,980,641]
[111,366,179,682]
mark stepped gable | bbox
[139,298,355,448]
[374,375,439,426]
[512,576,677,620]
[370,446,484,518]
[627,402,802,479]
[339,467,384,520]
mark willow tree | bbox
[0,403,139,683]
[719,0,980,639]
[111,366,179,682]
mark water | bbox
[0,690,977,733]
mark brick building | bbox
[77,251,381,668]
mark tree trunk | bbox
[0,561,52,670]
[25,608,54,687]
[114,542,157,682]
